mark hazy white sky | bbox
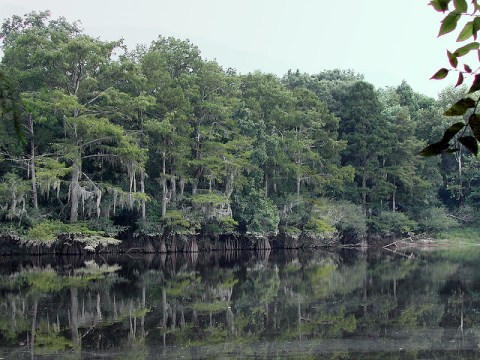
[0,0,463,97]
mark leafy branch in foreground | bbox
[423,0,480,156]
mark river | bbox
[0,247,479,359]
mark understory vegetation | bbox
[0,11,476,249]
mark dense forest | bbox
[0,11,477,250]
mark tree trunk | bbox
[161,178,167,217]
[70,287,80,347]
[192,179,198,195]
[161,152,167,217]
[361,170,367,216]
[28,115,38,209]
[70,160,81,223]
[185,238,199,253]
[179,178,185,198]
[162,287,167,329]
[392,189,396,212]
[456,147,464,204]
[30,300,37,360]
[273,169,277,194]
[140,171,146,221]
[141,286,146,337]
[225,172,235,198]
[171,176,176,202]
[264,171,268,197]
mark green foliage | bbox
[333,201,367,238]
[0,9,468,245]
[438,225,480,243]
[369,211,417,236]
[233,184,279,237]
[203,216,238,237]
[160,210,200,237]
[0,69,24,142]
[419,206,460,233]
[0,172,30,221]
[189,300,231,313]
[304,218,335,236]
[23,220,120,247]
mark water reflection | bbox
[1,248,480,358]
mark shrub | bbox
[419,207,459,233]
[334,201,367,239]
[369,211,417,237]
[233,186,279,237]
[22,220,120,248]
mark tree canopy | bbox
[0,10,475,248]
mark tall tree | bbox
[331,81,389,214]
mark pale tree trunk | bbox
[162,287,167,347]
[171,176,176,202]
[96,293,102,321]
[456,146,463,204]
[141,286,146,337]
[273,169,277,194]
[70,287,80,347]
[192,179,198,195]
[140,171,146,221]
[361,170,367,217]
[30,300,37,360]
[70,159,81,223]
[225,172,235,198]
[264,171,268,197]
[161,151,167,217]
[28,115,38,209]
[179,178,185,198]
[392,189,396,212]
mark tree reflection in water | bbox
[1,249,480,359]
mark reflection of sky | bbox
[0,0,465,97]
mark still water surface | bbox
[0,248,480,359]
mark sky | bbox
[0,0,464,98]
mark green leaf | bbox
[474,17,480,40]
[431,68,449,79]
[439,11,462,36]
[430,0,451,12]
[453,42,480,56]
[469,113,480,141]
[445,98,476,115]
[457,21,475,41]
[459,136,479,155]
[454,0,468,12]
[448,50,458,67]
[420,142,450,156]
[468,74,480,93]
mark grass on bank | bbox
[437,226,480,246]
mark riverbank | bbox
[0,232,341,256]
[3,228,477,256]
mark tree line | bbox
[0,11,476,247]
